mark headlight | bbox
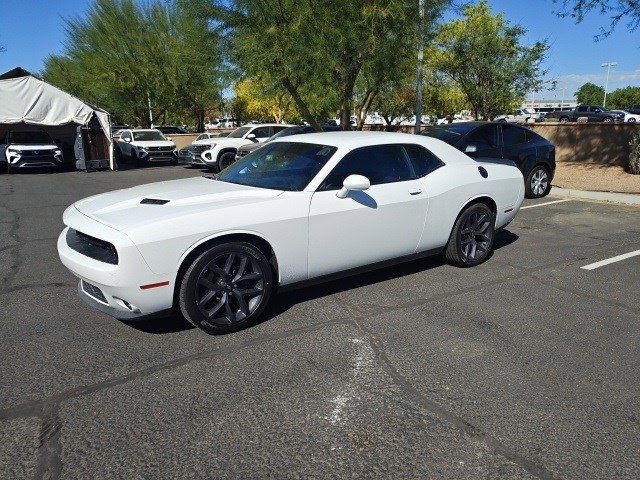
[54,149,63,156]
[7,147,20,154]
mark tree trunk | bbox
[281,76,323,131]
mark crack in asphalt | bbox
[0,318,349,423]
[351,317,561,480]
[33,405,62,480]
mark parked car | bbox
[176,132,224,165]
[609,110,640,123]
[57,131,524,334]
[1,130,64,173]
[544,105,623,123]
[626,105,640,115]
[116,129,177,165]
[197,123,292,170]
[235,124,342,161]
[156,125,191,135]
[422,122,555,198]
[494,108,542,123]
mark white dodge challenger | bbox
[58,132,524,334]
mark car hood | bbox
[131,140,175,148]
[9,144,58,150]
[192,139,218,146]
[239,142,265,152]
[73,177,283,232]
[203,137,252,149]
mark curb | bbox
[552,187,640,205]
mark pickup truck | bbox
[544,105,624,123]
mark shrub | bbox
[628,131,640,175]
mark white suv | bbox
[197,123,291,170]
[117,129,177,165]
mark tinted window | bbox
[502,126,528,146]
[121,131,131,141]
[251,127,271,138]
[218,142,337,191]
[403,144,444,177]
[465,125,498,150]
[421,123,477,145]
[272,126,289,134]
[8,131,53,144]
[228,127,251,138]
[196,134,209,141]
[320,145,413,190]
[133,131,166,141]
[577,105,588,112]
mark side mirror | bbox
[246,133,257,141]
[122,137,130,143]
[465,144,478,154]
[166,136,173,141]
[336,174,370,198]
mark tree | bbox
[233,78,296,123]
[607,86,640,109]
[207,0,448,130]
[575,83,605,105]
[43,0,223,129]
[555,1,640,39]
[430,0,548,120]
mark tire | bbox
[559,117,570,123]
[603,116,614,123]
[444,203,495,268]
[179,242,274,334]
[628,118,636,123]
[525,165,551,198]
[218,151,236,171]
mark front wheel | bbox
[217,151,236,171]
[179,242,274,334]
[525,165,551,198]
[559,117,570,123]
[603,116,614,123]
[444,203,495,268]
[628,118,637,123]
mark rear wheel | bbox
[445,203,495,268]
[628,118,636,123]
[218,151,236,171]
[559,116,570,123]
[525,165,551,198]
[179,242,274,334]
[603,116,614,123]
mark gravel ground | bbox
[553,163,640,193]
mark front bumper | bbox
[57,208,174,319]
[8,153,63,169]
[139,149,177,162]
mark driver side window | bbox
[464,125,498,151]
[319,145,413,191]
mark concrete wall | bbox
[528,123,640,166]
[168,130,235,149]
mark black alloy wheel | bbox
[445,203,495,267]
[179,242,274,334]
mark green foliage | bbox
[628,131,640,175]
[606,86,640,109]
[575,83,605,105]
[554,1,640,40]
[210,0,448,129]
[43,0,224,130]
[430,0,548,120]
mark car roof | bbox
[273,130,473,166]
[243,123,293,128]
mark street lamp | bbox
[601,61,618,108]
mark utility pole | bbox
[414,0,425,134]
[560,84,567,111]
[601,61,618,107]
[147,91,154,128]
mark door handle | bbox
[409,189,422,196]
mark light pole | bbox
[414,0,425,134]
[601,61,618,107]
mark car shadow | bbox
[123,229,519,335]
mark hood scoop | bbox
[140,198,170,205]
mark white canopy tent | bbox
[0,67,113,169]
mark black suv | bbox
[422,122,556,198]
[627,105,640,115]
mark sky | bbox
[0,0,639,101]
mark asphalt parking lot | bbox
[1,166,639,480]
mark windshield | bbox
[421,124,476,145]
[8,131,53,144]
[133,131,166,141]
[268,126,306,141]
[227,127,252,138]
[217,141,337,191]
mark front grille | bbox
[81,280,108,304]
[67,229,119,265]
[147,146,174,152]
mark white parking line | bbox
[520,199,572,210]
[581,249,640,270]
